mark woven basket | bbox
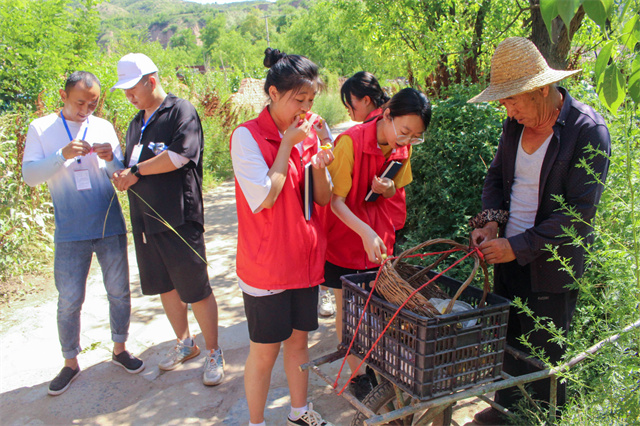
[375,238,490,317]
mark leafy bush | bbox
[312,91,349,128]
[197,89,254,184]
[0,113,54,279]
[403,84,503,247]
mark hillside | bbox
[97,0,303,51]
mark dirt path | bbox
[0,129,487,425]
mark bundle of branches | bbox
[376,238,489,317]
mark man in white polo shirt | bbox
[22,71,144,396]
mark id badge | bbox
[128,144,143,167]
[74,169,92,191]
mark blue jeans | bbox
[54,234,130,359]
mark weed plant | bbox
[502,81,640,424]
[0,113,54,279]
[312,90,350,127]
[313,70,350,127]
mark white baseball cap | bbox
[110,53,159,92]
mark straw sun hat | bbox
[468,37,581,103]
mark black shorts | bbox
[243,287,319,344]
[134,221,212,304]
[323,261,378,290]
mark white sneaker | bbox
[318,290,335,317]
[287,403,334,426]
[158,339,200,371]
[203,348,225,386]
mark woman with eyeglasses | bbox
[318,72,392,319]
[340,72,413,250]
[322,87,431,400]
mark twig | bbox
[550,318,640,375]
[129,188,209,266]
[102,192,116,238]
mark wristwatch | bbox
[130,164,143,178]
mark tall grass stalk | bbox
[128,189,209,266]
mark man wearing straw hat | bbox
[469,37,610,424]
[111,53,224,386]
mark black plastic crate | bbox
[341,270,510,400]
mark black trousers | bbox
[494,260,579,409]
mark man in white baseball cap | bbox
[110,53,159,92]
[112,53,225,387]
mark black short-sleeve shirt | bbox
[124,94,205,235]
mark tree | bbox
[539,0,639,113]
[0,0,100,109]
[201,13,226,56]
[464,0,492,83]
[356,0,528,91]
[238,9,265,43]
[529,0,586,69]
[170,28,197,51]
[282,1,389,77]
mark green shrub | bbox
[312,91,349,127]
[403,84,503,247]
[312,69,350,127]
[0,113,54,279]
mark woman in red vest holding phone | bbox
[324,87,432,400]
[230,48,334,426]
[342,72,409,250]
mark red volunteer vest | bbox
[232,107,327,290]
[364,108,407,230]
[364,108,383,122]
[326,117,410,270]
[386,188,407,231]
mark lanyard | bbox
[60,112,88,142]
[60,112,89,164]
[138,109,157,145]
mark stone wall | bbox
[229,78,268,113]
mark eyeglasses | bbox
[391,118,424,145]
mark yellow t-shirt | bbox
[328,135,413,198]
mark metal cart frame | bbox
[301,319,640,425]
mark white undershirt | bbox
[230,125,333,297]
[167,150,189,168]
[505,131,552,238]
